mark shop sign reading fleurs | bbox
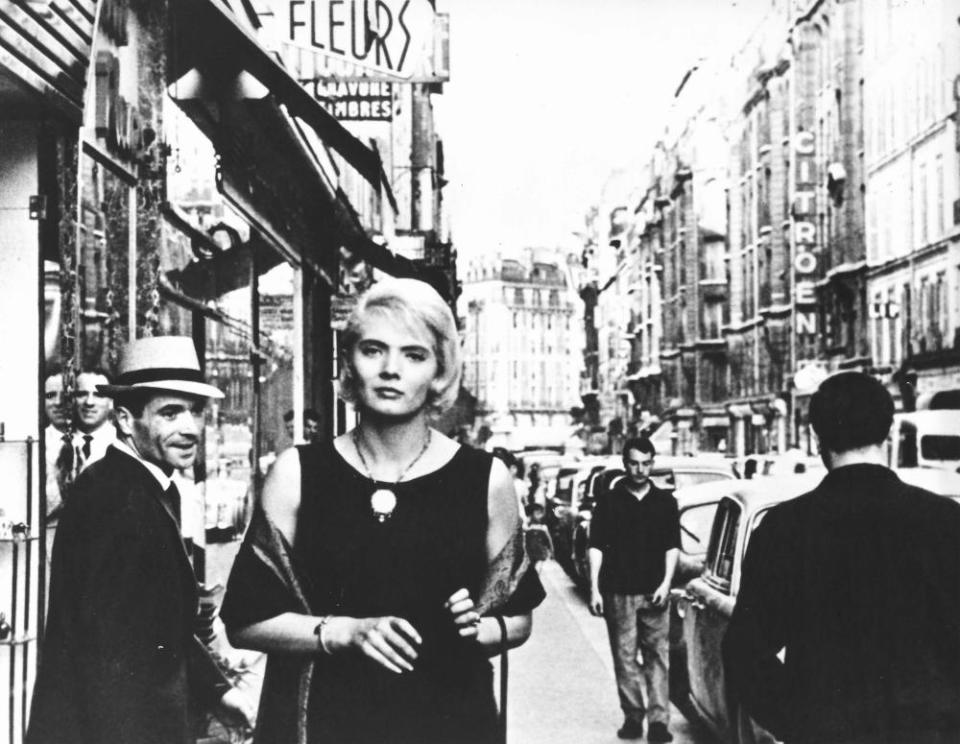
[280,0,445,82]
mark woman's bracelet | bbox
[314,615,334,655]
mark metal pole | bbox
[22,439,33,737]
[251,250,263,501]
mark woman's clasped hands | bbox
[325,616,422,675]
[323,587,481,675]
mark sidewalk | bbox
[506,560,711,744]
[504,560,623,743]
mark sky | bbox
[434,0,766,260]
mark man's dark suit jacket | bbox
[28,446,229,744]
[723,464,960,744]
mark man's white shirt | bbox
[72,422,117,473]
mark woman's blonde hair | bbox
[338,278,462,415]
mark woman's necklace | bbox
[352,428,432,523]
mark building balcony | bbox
[698,277,728,300]
[695,337,726,352]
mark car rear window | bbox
[705,499,741,592]
[921,435,960,462]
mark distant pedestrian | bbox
[528,462,542,504]
[303,407,321,443]
[29,337,254,744]
[524,503,554,567]
[221,278,543,744]
[588,437,679,742]
[283,407,322,445]
[723,372,960,744]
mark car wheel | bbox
[735,706,779,744]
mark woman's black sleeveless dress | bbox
[295,442,511,744]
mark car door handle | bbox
[684,592,707,611]
[672,589,706,611]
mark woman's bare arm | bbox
[227,447,423,673]
[445,458,533,655]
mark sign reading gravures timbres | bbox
[281,0,442,82]
[307,80,394,121]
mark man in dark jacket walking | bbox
[28,337,254,744]
[588,437,679,742]
[723,372,960,744]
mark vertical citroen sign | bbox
[793,130,818,338]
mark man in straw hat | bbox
[29,337,254,744]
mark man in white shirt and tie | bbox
[70,369,116,475]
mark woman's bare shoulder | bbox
[262,447,303,530]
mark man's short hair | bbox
[283,409,294,423]
[79,367,113,383]
[304,408,320,422]
[622,436,656,459]
[111,389,155,419]
[809,372,894,453]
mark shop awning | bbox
[167,0,420,287]
[168,0,384,189]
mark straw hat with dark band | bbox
[97,336,224,400]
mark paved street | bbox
[206,541,714,744]
[507,560,715,744]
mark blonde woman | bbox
[222,278,543,744]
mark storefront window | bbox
[257,263,297,463]
[202,285,254,547]
[78,159,132,371]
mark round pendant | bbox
[370,488,398,522]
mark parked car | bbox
[546,456,618,572]
[515,448,565,474]
[652,455,738,490]
[886,410,960,471]
[675,468,960,744]
[729,453,825,480]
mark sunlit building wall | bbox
[863,0,960,404]
[460,254,582,431]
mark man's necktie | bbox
[81,434,93,460]
[57,433,74,473]
[54,433,76,499]
[164,482,182,527]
